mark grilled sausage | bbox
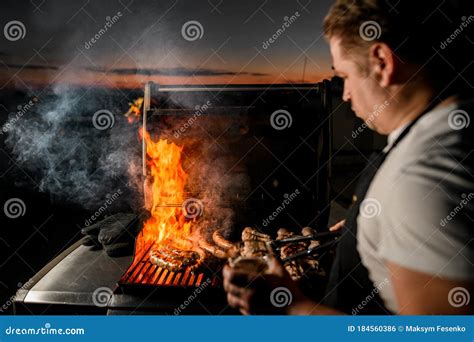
[212,230,234,250]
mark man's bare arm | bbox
[387,261,473,314]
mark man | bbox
[223,0,473,315]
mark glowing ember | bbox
[125,97,143,123]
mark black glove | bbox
[81,213,138,257]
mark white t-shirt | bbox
[357,100,474,313]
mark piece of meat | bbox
[241,240,269,257]
[277,229,306,258]
[149,244,201,271]
[239,227,271,258]
[150,249,182,270]
[198,238,230,259]
[301,227,320,249]
[301,227,316,237]
[212,230,234,250]
[276,228,306,280]
[276,228,291,240]
[241,227,270,242]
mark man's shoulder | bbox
[387,98,474,179]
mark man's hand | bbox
[329,219,346,232]
[223,257,305,315]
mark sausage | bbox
[212,230,234,250]
[198,239,229,259]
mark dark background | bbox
[0,0,386,313]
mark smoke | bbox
[3,84,251,238]
[185,135,251,239]
[143,100,251,238]
[4,84,143,211]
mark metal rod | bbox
[302,56,307,83]
[272,231,340,248]
[142,81,152,176]
[281,239,339,263]
[154,85,320,92]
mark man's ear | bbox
[369,43,395,87]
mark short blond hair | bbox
[323,0,472,96]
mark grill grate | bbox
[119,244,220,287]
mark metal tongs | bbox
[269,230,341,264]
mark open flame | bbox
[135,130,197,258]
[125,97,143,124]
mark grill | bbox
[14,80,339,314]
[118,81,336,290]
[118,243,220,288]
